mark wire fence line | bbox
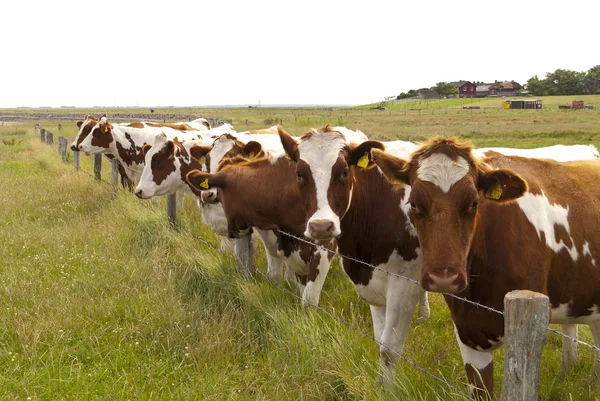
[275,229,506,317]
[39,127,599,399]
[254,267,476,401]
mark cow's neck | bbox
[339,167,420,266]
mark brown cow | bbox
[185,144,337,306]
[278,125,430,389]
[372,136,600,399]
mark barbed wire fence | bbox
[36,124,600,401]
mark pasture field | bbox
[0,103,599,400]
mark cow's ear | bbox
[242,141,262,158]
[478,168,527,202]
[371,149,410,186]
[186,170,225,195]
[349,141,386,169]
[76,120,83,128]
[190,145,211,165]
[142,144,152,156]
[165,140,175,156]
[278,126,298,162]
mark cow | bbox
[185,142,337,306]
[134,132,234,251]
[277,125,428,389]
[371,136,600,399]
[77,115,220,183]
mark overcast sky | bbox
[1,0,597,108]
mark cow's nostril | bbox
[135,190,143,199]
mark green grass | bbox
[1,112,599,400]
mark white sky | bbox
[1,0,598,108]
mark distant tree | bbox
[545,69,585,95]
[396,89,417,99]
[433,82,458,97]
[584,65,600,94]
[526,75,550,96]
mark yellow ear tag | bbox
[199,156,206,165]
[284,154,291,160]
[199,179,209,189]
[357,152,369,168]
[485,182,503,200]
[248,152,254,158]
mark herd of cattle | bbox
[69,114,600,399]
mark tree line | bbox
[396,65,600,99]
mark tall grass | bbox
[0,118,598,400]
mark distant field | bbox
[0,103,599,400]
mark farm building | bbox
[502,99,542,109]
[450,81,477,98]
[475,84,500,97]
[416,88,439,99]
[496,81,521,97]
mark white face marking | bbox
[78,122,103,154]
[297,130,348,238]
[517,191,579,261]
[70,117,94,149]
[454,324,494,370]
[400,186,417,237]
[417,153,469,193]
[206,136,236,200]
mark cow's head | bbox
[70,115,98,151]
[371,137,528,294]
[78,115,114,155]
[135,133,213,199]
[279,125,384,241]
[201,134,264,205]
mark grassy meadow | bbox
[1,100,600,400]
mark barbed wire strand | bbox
[253,267,475,401]
[276,229,506,317]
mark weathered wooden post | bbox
[60,137,68,162]
[94,154,102,181]
[235,235,255,278]
[73,150,80,171]
[166,193,177,226]
[559,324,578,376]
[40,128,46,143]
[501,290,549,401]
[35,124,39,138]
[111,159,120,190]
[47,131,54,146]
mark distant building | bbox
[496,81,521,97]
[476,84,499,98]
[450,81,477,98]
[416,88,439,99]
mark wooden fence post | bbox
[47,131,54,146]
[501,290,549,401]
[166,193,177,226]
[94,154,102,180]
[235,235,255,278]
[40,128,46,143]
[74,151,80,171]
[111,159,120,190]
[35,124,39,138]
[59,137,67,162]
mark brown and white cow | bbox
[372,137,600,399]
[77,116,221,183]
[70,115,133,190]
[277,125,429,388]
[185,137,338,306]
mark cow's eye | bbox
[296,171,302,181]
[341,169,349,178]
[410,202,417,209]
[471,200,479,209]
[151,159,160,168]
